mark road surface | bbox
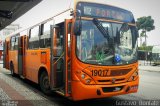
[0,64,160,106]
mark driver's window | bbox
[120,28,132,49]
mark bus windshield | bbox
[76,20,138,65]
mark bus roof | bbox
[5,0,134,39]
[74,0,132,13]
[5,8,72,39]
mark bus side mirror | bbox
[136,28,139,38]
[74,9,82,36]
[74,20,82,36]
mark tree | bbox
[136,16,155,61]
[139,30,146,46]
[136,16,155,46]
[138,46,153,52]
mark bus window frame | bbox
[28,25,40,49]
[39,20,53,48]
[10,34,20,51]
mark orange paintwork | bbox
[3,1,139,101]
[70,33,139,100]
[4,21,139,101]
[9,50,18,74]
[4,23,139,101]
[4,38,10,69]
[5,35,51,84]
[71,77,139,100]
[25,49,51,83]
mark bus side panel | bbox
[39,49,51,77]
[32,49,50,83]
[3,41,6,68]
[18,36,23,75]
[25,50,44,83]
[9,51,18,74]
[3,41,9,69]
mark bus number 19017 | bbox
[90,70,109,77]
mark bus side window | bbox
[10,37,15,50]
[14,35,19,50]
[10,34,19,51]
[40,20,53,48]
[68,23,71,56]
[54,23,64,57]
[29,26,40,49]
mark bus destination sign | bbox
[76,2,135,23]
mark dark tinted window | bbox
[29,26,39,49]
[40,20,53,48]
[10,34,19,50]
[10,37,15,50]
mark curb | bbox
[139,64,160,72]
[139,68,160,72]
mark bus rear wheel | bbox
[40,71,51,95]
[10,63,15,77]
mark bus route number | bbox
[90,70,109,77]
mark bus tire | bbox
[10,63,15,77]
[40,71,51,95]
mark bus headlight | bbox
[81,74,85,79]
[128,69,139,82]
[76,70,96,85]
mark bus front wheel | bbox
[40,71,51,95]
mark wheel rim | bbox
[43,76,50,90]
[10,64,13,74]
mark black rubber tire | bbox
[10,63,15,77]
[39,71,51,95]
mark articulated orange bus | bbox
[3,0,139,101]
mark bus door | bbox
[50,19,72,96]
[50,25,64,90]
[18,36,25,76]
[3,40,9,69]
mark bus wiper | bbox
[93,18,115,64]
[115,27,120,45]
[92,18,114,47]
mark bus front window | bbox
[76,20,138,65]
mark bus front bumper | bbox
[71,77,139,101]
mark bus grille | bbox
[96,68,132,84]
[102,86,124,93]
[98,78,125,84]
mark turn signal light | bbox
[128,69,139,82]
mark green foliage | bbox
[140,30,147,37]
[136,16,155,46]
[136,16,155,31]
[138,46,153,52]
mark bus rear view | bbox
[71,1,139,100]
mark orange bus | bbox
[3,1,139,101]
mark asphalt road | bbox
[134,70,160,100]
[0,64,160,106]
